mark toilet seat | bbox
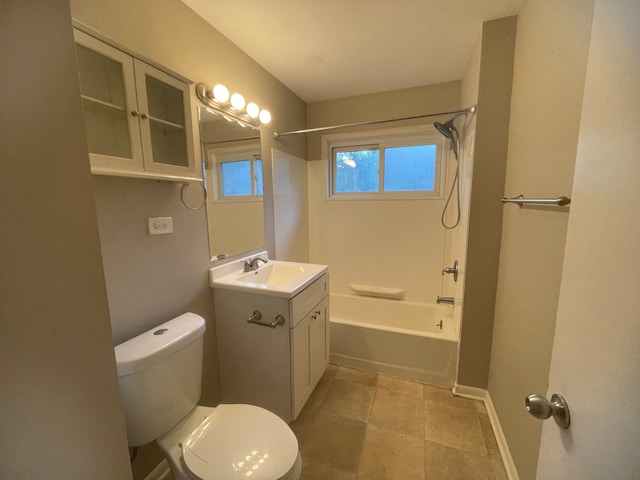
[181,404,299,480]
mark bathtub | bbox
[329,293,458,386]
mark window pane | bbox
[255,159,263,196]
[383,145,436,192]
[335,149,379,193]
[220,160,252,196]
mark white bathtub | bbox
[329,293,458,386]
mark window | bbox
[325,126,444,199]
[219,158,263,197]
[205,143,262,201]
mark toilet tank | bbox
[115,313,206,446]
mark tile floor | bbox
[290,364,507,480]
[164,364,507,480]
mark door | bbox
[535,1,640,478]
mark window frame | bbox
[204,142,263,203]
[323,125,445,200]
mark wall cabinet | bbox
[74,29,199,182]
[213,274,330,422]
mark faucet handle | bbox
[441,260,459,282]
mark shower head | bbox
[434,120,455,139]
[433,110,468,139]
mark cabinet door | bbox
[291,313,312,420]
[310,296,330,386]
[133,59,196,178]
[73,30,143,173]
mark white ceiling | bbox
[181,0,523,103]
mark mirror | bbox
[197,106,265,260]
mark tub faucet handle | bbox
[441,260,459,282]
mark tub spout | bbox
[436,296,454,305]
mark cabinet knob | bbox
[140,113,149,119]
[130,110,139,117]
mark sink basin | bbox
[236,262,311,286]
[210,256,328,298]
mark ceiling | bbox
[181,0,524,103]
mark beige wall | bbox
[70,1,307,477]
[307,83,461,303]
[487,1,595,479]
[0,1,131,478]
[457,16,518,387]
[70,0,307,258]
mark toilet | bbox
[114,312,302,480]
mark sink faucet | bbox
[436,296,454,305]
[244,256,268,272]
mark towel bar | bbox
[501,195,571,207]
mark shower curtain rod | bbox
[202,136,261,146]
[272,105,476,139]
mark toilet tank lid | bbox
[115,313,206,377]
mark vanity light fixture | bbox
[212,84,230,103]
[230,93,246,110]
[196,83,271,127]
[246,102,260,119]
[259,109,271,125]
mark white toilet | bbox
[115,312,302,480]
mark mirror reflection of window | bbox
[198,106,265,260]
[217,156,262,199]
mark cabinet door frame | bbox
[309,296,330,385]
[73,29,144,174]
[133,59,197,178]
[291,313,312,420]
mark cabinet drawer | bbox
[290,273,329,326]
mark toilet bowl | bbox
[158,405,301,480]
[114,313,301,480]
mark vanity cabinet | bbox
[291,295,330,418]
[213,273,330,422]
[73,29,199,182]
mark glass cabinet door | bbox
[73,29,198,181]
[73,30,143,172]
[134,60,195,176]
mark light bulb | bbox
[246,102,260,119]
[230,93,245,110]
[259,109,271,125]
[213,84,229,103]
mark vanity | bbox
[210,254,329,422]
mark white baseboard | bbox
[484,391,520,480]
[453,382,487,400]
[144,460,171,480]
[453,384,519,480]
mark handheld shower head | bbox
[434,120,455,139]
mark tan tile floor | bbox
[163,364,507,480]
[291,364,508,480]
